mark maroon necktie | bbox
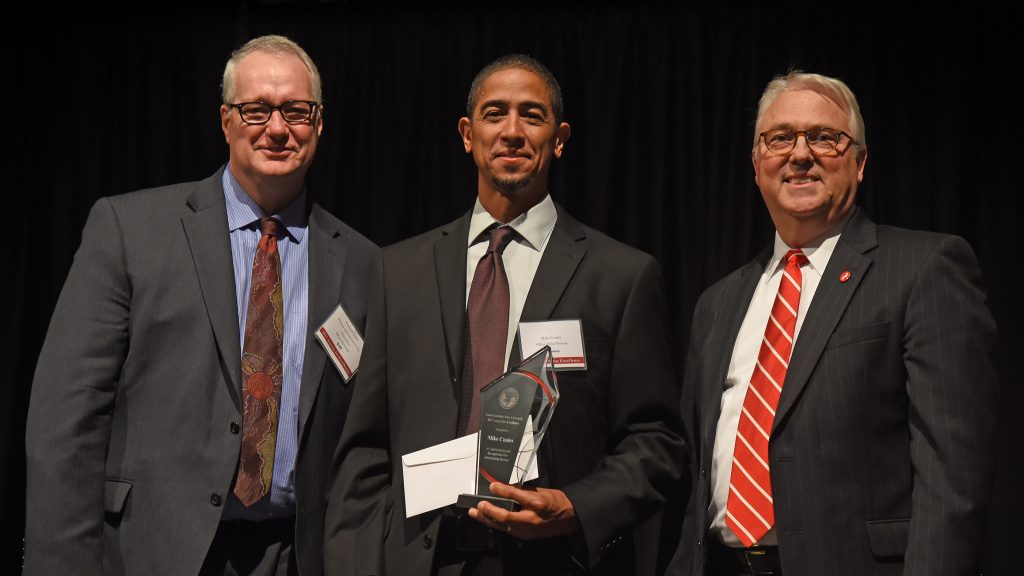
[726,249,807,546]
[233,218,285,507]
[458,225,516,435]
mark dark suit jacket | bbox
[671,210,998,576]
[324,203,686,576]
[25,167,379,576]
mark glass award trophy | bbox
[456,345,560,511]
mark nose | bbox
[499,113,526,144]
[788,133,814,167]
[264,109,289,137]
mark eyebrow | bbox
[479,99,550,115]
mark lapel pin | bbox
[839,270,852,283]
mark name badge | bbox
[518,319,587,371]
[315,305,364,382]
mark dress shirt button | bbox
[423,533,433,549]
[230,421,241,434]
[210,493,223,507]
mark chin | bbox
[254,162,305,179]
[493,175,531,195]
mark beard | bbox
[492,173,532,196]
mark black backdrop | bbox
[6,3,1020,574]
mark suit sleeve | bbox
[24,198,131,576]
[666,288,714,576]
[562,256,688,567]
[902,235,998,576]
[324,259,390,576]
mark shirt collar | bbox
[467,194,558,252]
[765,208,855,283]
[223,164,308,244]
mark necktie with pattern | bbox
[234,217,285,507]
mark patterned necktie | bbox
[234,217,285,507]
[458,225,517,436]
[726,249,808,546]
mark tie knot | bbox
[784,249,808,267]
[486,225,517,255]
[260,217,283,238]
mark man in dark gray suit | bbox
[25,35,378,576]
[672,71,998,576]
[324,55,685,576]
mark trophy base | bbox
[456,493,521,512]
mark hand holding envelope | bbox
[402,346,557,523]
[401,432,540,518]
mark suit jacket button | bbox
[210,493,222,507]
[423,534,433,549]
[230,421,241,434]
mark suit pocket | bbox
[826,321,890,350]
[104,478,133,515]
[864,518,909,559]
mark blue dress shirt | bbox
[220,166,309,520]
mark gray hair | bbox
[754,70,866,155]
[221,35,321,104]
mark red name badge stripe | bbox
[553,356,585,364]
[318,327,353,378]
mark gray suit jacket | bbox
[25,167,379,576]
[324,203,686,576]
[671,210,998,576]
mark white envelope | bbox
[401,433,478,518]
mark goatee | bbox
[493,174,531,195]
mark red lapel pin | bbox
[839,270,852,283]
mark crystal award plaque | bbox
[456,345,560,511]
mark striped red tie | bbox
[726,249,807,546]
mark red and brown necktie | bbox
[233,217,285,507]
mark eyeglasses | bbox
[759,127,858,157]
[228,100,320,125]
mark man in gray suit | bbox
[324,55,685,575]
[672,71,998,576]
[25,35,378,576]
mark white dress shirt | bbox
[465,194,558,368]
[709,220,847,547]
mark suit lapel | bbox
[700,254,766,460]
[297,204,348,439]
[181,168,243,409]
[434,212,472,385]
[513,204,587,368]
[772,210,878,432]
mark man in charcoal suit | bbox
[26,35,378,575]
[324,54,686,576]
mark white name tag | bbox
[315,305,364,382]
[518,319,587,370]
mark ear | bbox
[220,104,232,143]
[855,147,868,183]
[458,117,472,153]
[553,122,571,158]
[751,148,760,182]
[316,104,324,138]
